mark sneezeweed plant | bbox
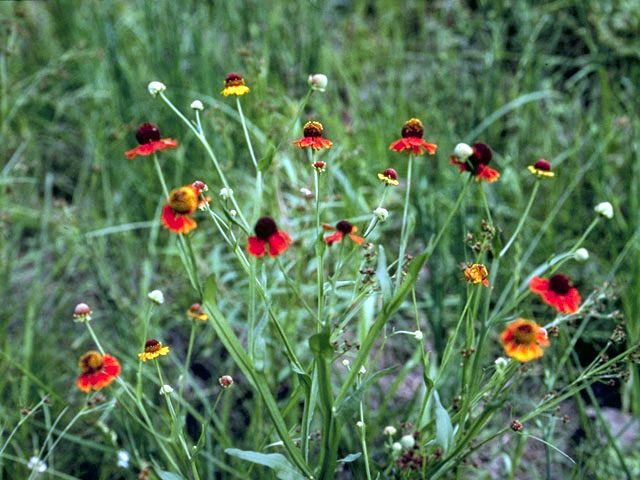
[31,73,635,480]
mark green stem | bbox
[153,153,169,198]
[136,303,155,402]
[395,155,414,290]
[177,319,198,417]
[314,167,324,329]
[84,322,104,355]
[499,180,540,258]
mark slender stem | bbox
[136,303,155,401]
[479,182,493,225]
[358,402,373,480]
[363,186,390,238]
[314,167,324,328]
[236,96,263,222]
[236,97,258,170]
[499,180,540,258]
[394,155,414,290]
[84,322,104,355]
[178,319,198,417]
[184,234,202,296]
[153,154,169,198]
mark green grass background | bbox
[1,0,640,478]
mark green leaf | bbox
[337,452,362,463]
[157,472,185,480]
[433,390,453,454]
[309,332,333,360]
[258,145,275,172]
[225,449,305,480]
[376,245,392,302]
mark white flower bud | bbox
[384,425,397,436]
[574,248,589,262]
[413,330,423,341]
[229,209,237,217]
[494,357,508,367]
[400,434,415,449]
[356,420,364,428]
[147,81,166,97]
[594,202,613,219]
[190,100,204,111]
[117,450,130,468]
[220,188,234,200]
[159,384,174,395]
[308,73,328,92]
[358,366,367,375]
[392,442,403,453]
[28,456,47,473]
[453,142,473,160]
[342,359,350,367]
[300,187,313,198]
[374,207,389,222]
[148,290,164,305]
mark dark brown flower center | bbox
[549,274,571,294]
[401,118,424,138]
[145,339,162,353]
[80,351,103,374]
[336,220,353,235]
[168,187,198,214]
[189,303,202,313]
[383,168,398,180]
[470,143,492,167]
[225,73,245,87]
[303,121,324,138]
[534,159,551,171]
[136,123,161,144]
[513,323,536,344]
[254,217,278,240]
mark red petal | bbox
[476,164,500,183]
[161,205,197,234]
[322,223,335,231]
[449,155,469,172]
[267,231,291,257]
[389,139,408,152]
[76,374,92,392]
[529,276,549,294]
[102,354,121,377]
[348,233,364,245]
[324,231,343,245]
[421,140,438,155]
[247,237,266,257]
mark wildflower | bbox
[76,351,121,392]
[219,187,234,200]
[221,73,250,96]
[159,384,174,395]
[28,456,47,473]
[510,420,523,432]
[392,442,403,453]
[312,161,326,172]
[229,209,237,217]
[356,420,364,428]
[186,303,208,322]
[594,201,614,219]
[190,100,204,111]
[147,290,164,305]
[500,319,550,362]
[292,121,333,150]
[384,425,397,436]
[342,359,351,367]
[358,365,367,375]
[400,434,415,449]
[73,303,92,322]
[247,217,292,258]
[117,450,130,468]
[138,339,170,362]
[450,142,500,183]
[389,118,437,155]
[464,263,489,287]
[192,180,208,192]
[125,123,177,159]
[453,142,473,160]
[323,220,364,246]
[147,81,166,97]
[494,357,508,370]
[300,187,313,198]
[308,73,328,92]
[219,375,234,388]
[527,158,555,178]
[377,168,400,186]
[374,207,389,222]
[529,274,581,314]
[574,248,589,262]
[413,330,423,341]
[161,185,203,234]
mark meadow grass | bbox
[1,0,640,478]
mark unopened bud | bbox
[147,81,166,97]
[574,248,589,262]
[594,202,613,219]
[374,207,389,222]
[308,73,328,92]
[453,142,473,160]
[190,100,204,111]
[73,303,92,322]
[148,290,165,305]
[219,375,234,388]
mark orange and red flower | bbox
[500,319,549,362]
[125,123,178,159]
[76,351,120,392]
[464,263,489,287]
[221,73,250,96]
[161,184,206,234]
[324,220,364,246]
[293,121,333,150]
[529,274,581,314]
[389,118,437,155]
[450,143,500,182]
[247,217,292,258]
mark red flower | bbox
[76,351,120,392]
[247,217,292,258]
[500,319,550,362]
[450,142,499,182]
[293,121,333,150]
[125,123,178,159]
[323,220,364,246]
[529,274,581,314]
[161,184,206,234]
[389,118,437,155]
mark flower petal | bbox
[247,237,266,257]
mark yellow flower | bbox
[463,263,489,286]
[527,159,555,178]
[186,303,208,322]
[221,73,250,97]
[377,168,400,186]
[138,339,170,362]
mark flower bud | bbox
[574,248,589,262]
[342,359,351,367]
[117,450,130,468]
[384,425,397,436]
[219,375,234,388]
[300,187,313,198]
[413,330,423,341]
[594,202,613,219]
[148,290,165,305]
[73,303,92,322]
[190,100,204,111]
[356,420,364,428]
[358,365,367,375]
[373,207,389,222]
[308,73,328,92]
[220,188,233,200]
[400,434,415,449]
[159,384,174,395]
[392,442,403,453]
[453,142,473,160]
[147,81,166,97]
[28,456,47,473]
